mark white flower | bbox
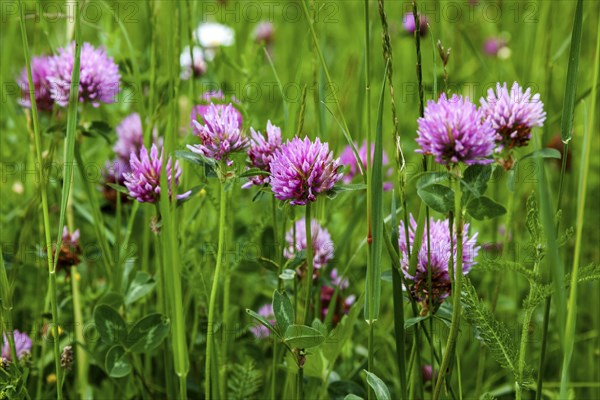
[180,46,206,80]
[194,22,235,48]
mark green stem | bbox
[0,254,19,367]
[433,170,464,400]
[297,364,304,400]
[516,259,541,400]
[18,2,66,397]
[303,203,314,325]
[71,267,90,399]
[491,185,515,312]
[205,179,227,400]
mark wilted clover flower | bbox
[402,12,429,36]
[339,141,393,191]
[17,56,54,111]
[53,226,81,273]
[270,137,342,205]
[180,46,207,80]
[188,103,248,165]
[320,285,355,326]
[48,42,121,107]
[60,345,74,370]
[249,304,274,339]
[243,121,282,188]
[1,330,32,362]
[284,218,334,274]
[191,90,243,128]
[480,82,546,151]
[124,144,190,203]
[399,214,479,312]
[416,94,496,166]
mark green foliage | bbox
[364,370,391,400]
[93,305,170,377]
[466,196,507,220]
[227,360,263,400]
[272,290,295,333]
[284,325,325,349]
[462,279,532,386]
[417,184,455,214]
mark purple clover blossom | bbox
[270,136,342,205]
[124,144,190,203]
[114,113,146,161]
[483,37,508,57]
[399,214,479,309]
[2,330,32,362]
[416,94,496,166]
[284,218,334,273]
[339,141,393,191]
[479,82,546,151]
[188,103,248,164]
[47,42,121,107]
[254,21,274,44]
[402,12,429,36]
[330,268,348,290]
[243,121,282,188]
[250,304,275,339]
[17,56,54,111]
[191,90,243,128]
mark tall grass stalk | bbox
[433,168,464,400]
[376,1,408,393]
[0,253,20,368]
[205,173,228,399]
[18,0,81,396]
[363,6,374,400]
[300,0,363,175]
[158,3,189,397]
[560,20,597,399]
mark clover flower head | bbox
[187,103,248,164]
[270,136,342,205]
[124,144,190,203]
[18,56,54,110]
[416,94,496,166]
[243,121,282,188]
[480,82,546,150]
[399,214,479,309]
[48,42,120,107]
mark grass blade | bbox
[560,22,599,399]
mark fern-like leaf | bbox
[462,278,531,385]
[227,359,263,400]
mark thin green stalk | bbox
[412,0,425,117]
[70,267,90,399]
[517,256,542,400]
[0,254,19,366]
[433,169,464,400]
[560,24,597,397]
[390,195,407,399]
[205,179,227,400]
[18,1,77,396]
[300,0,363,176]
[303,203,314,324]
[491,189,515,311]
[297,364,304,400]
